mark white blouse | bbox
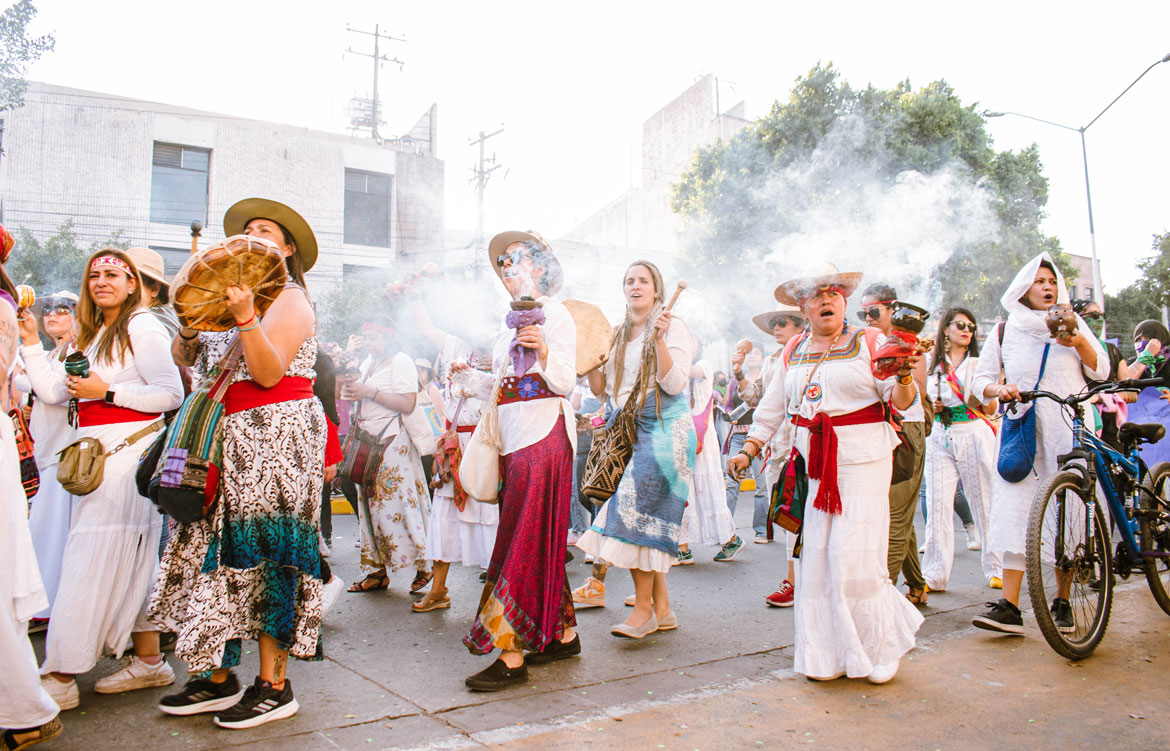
[602,316,693,409]
[356,352,419,436]
[926,355,981,408]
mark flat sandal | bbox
[347,574,389,593]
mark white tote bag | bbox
[459,365,506,503]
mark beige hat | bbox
[774,263,863,307]
[126,247,168,287]
[223,198,319,271]
[488,230,563,297]
[751,303,803,335]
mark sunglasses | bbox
[951,321,977,333]
[771,315,802,329]
[1081,312,1106,322]
[855,300,895,323]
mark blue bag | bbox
[997,343,1050,483]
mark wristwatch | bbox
[104,388,116,404]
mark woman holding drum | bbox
[19,249,183,709]
[727,264,923,684]
[456,230,578,691]
[149,198,327,730]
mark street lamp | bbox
[984,51,1170,309]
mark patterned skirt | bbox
[149,397,326,672]
[358,428,430,574]
[464,415,575,655]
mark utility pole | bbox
[346,24,405,144]
[469,126,504,278]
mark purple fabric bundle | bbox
[505,308,546,375]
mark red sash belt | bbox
[455,425,476,433]
[791,402,887,516]
[78,400,161,427]
[497,373,557,405]
[224,377,315,415]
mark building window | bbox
[344,169,392,248]
[150,143,210,226]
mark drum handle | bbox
[190,220,203,255]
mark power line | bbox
[468,126,505,279]
[344,24,406,144]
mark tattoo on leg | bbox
[272,651,287,682]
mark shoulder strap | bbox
[998,321,1006,347]
[861,326,880,359]
[781,332,807,367]
[1034,344,1051,388]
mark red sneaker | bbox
[765,580,795,608]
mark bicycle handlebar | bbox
[1011,377,1167,409]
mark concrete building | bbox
[1064,251,1096,302]
[0,82,444,288]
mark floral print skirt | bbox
[359,428,430,575]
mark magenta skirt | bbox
[463,415,576,654]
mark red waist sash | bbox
[497,373,557,405]
[455,424,476,433]
[224,377,315,415]
[78,400,161,427]
[791,402,887,516]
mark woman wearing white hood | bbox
[969,253,1108,634]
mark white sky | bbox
[22,0,1170,292]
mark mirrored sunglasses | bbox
[952,321,977,333]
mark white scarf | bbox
[1001,252,1073,342]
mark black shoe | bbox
[526,634,582,665]
[972,599,1024,635]
[1050,598,1075,634]
[159,673,245,716]
[213,677,299,729]
[465,659,529,691]
[159,631,178,653]
[479,571,488,582]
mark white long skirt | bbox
[40,419,163,675]
[425,486,499,569]
[681,416,736,547]
[794,455,924,680]
[922,420,1002,589]
[0,414,58,727]
[27,479,74,620]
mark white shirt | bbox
[926,355,980,408]
[602,317,693,409]
[356,352,418,436]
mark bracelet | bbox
[737,448,754,460]
[733,370,745,380]
[235,312,257,330]
[896,374,913,386]
[238,322,260,333]
[744,436,765,453]
[178,329,199,341]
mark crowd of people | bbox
[2,203,1168,745]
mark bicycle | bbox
[1013,377,1170,660]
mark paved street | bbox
[30,494,1170,750]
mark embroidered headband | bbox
[91,255,135,277]
[797,284,848,304]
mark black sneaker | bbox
[972,599,1024,635]
[1050,598,1075,634]
[213,677,299,729]
[159,673,245,716]
[526,633,582,666]
[465,658,529,691]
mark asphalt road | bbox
[31,491,1164,751]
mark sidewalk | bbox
[486,584,1170,751]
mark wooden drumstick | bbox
[190,220,203,255]
[664,280,688,312]
[735,338,753,355]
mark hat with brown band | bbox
[223,198,318,271]
[488,230,564,297]
[751,302,804,335]
[773,263,863,307]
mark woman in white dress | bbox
[921,307,1001,592]
[343,316,431,594]
[728,264,923,683]
[679,347,737,561]
[1,253,63,749]
[20,249,183,710]
[577,260,696,639]
[13,292,78,626]
[970,254,1107,634]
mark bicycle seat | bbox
[1119,422,1166,445]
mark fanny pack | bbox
[58,419,165,496]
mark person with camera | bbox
[19,249,183,710]
[921,308,1001,593]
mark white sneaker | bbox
[40,674,79,710]
[964,523,981,551]
[94,656,176,694]
[321,576,344,616]
[867,660,899,684]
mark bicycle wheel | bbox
[1026,470,1113,660]
[1140,462,1170,616]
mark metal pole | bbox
[1078,129,1104,308]
[371,24,380,144]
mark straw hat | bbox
[773,263,863,307]
[223,198,318,271]
[488,230,563,296]
[32,289,79,317]
[126,247,168,287]
[751,303,803,335]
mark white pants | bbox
[922,420,1002,589]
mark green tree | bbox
[0,0,55,112]
[1134,231,1170,307]
[7,219,128,295]
[672,63,1075,325]
[1105,283,1161,359]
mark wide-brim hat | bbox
[125,247,168,287]
[773,263,863,307]
[751,303,803,334]
[488,230,563,297]
[32,289,79,316]
[223,198,318,272]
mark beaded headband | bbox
[91,255,134,277]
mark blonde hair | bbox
[610,260,665,404]
[75,248,145,365]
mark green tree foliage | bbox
[1134,231,1170,307]
[7,219,127,296]
[1106,231,1169,358]
[672,63,1075,324]
[0,0,55,112]
[316,268,395,347]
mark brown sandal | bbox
[905,586,928,605]
[410,570,433,594]
[347,574,389,593]
[411,587,450,612]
